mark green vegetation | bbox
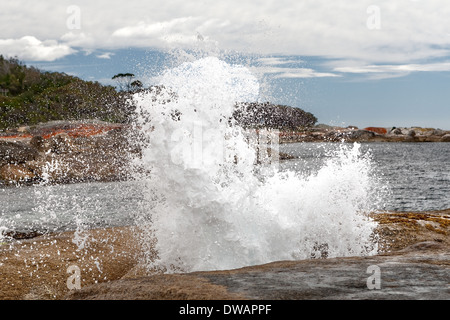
[0,55,130,130]
[0,55,317,131]
[112,73,136,92]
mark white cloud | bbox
[336,62,450,74]
[2,0,450,74]
[0,36,75,61]
[257,57,304,66]
[333,61,450,79]
[96,52,114,59]
[253,56,339,78]
[253,65,340,79]
[274,69,340,79]
[111,17,225,49]
[60,32,96,49]
[112,17,195,38]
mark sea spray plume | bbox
[129,57,261,272]
[129,57,381,273]
[256,143,381,260]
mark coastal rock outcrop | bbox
[0,140,39,166]
[0,164,35,182]
[364,127,387,135]
[278,125,450,143]
[347,129,376,141]
[64,242,448,300]
[0,121,133,185]
[441,134,450,142]
[62,209,450,300]
[1,121,450,184]
[0,210,447,300]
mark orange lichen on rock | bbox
[0,133,33,140]
[364,127,388,135]
[41,124,123,139]
[1,123,125,141]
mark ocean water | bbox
[2,142,447,230]
[279,142,450,212]
[1,57,448,272]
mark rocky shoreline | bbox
[1,120,448,300]
[279,125,450,143]
[1,121,449,185]
[0,120,135,185]
[0,209,448,300]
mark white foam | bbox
[130,57,381,273]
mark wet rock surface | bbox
[0,210,446,300]
[0,226,140,300]
[197,243,448,300]
[64,241,448,300]
[64,210,450,300]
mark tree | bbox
[112,73,135,92]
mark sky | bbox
[1,0,450,129]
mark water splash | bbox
[130,56,382,273]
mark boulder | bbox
[29,136,50,153]
[0,164,35,182]
[1,124,134,185]
[390,128,402,135]
[49,133,77,154]
[432,129,445,136]
[24,159,49,178]
[441,134,450,142]
[0,141,39,166]
[348,129,375,141]
[364,127,388,135]
[402,129,418,142]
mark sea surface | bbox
[279,142,450,212]
[1,142,449,235]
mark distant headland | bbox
[278,124,450,143]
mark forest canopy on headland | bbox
[0,55,317,131]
